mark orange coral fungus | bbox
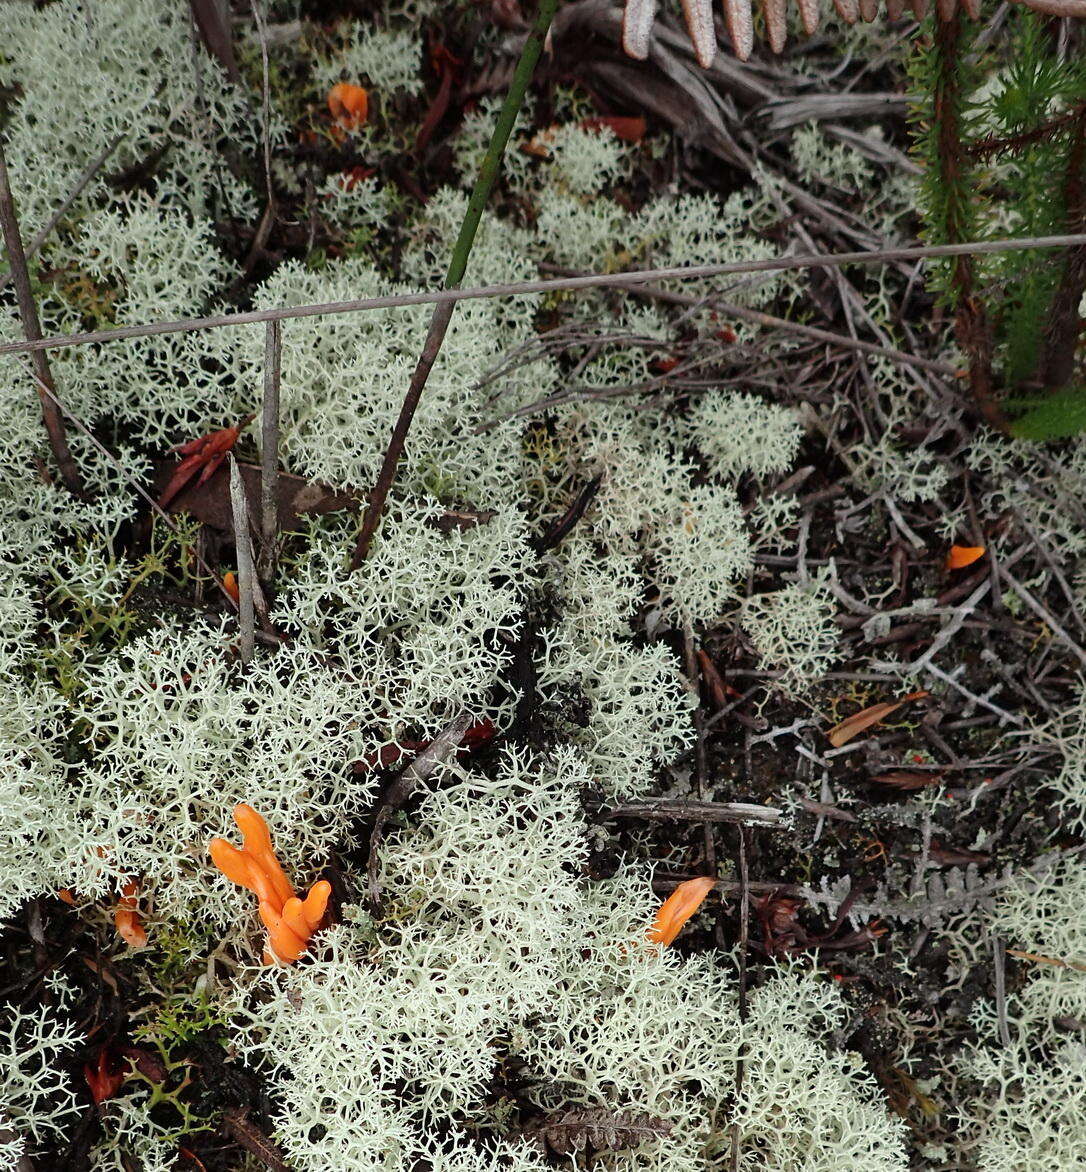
[114,879,148,950]
[158,415,253,508]
[210,804,329,964]
[222,571,240,603]
[946,544,986,571]
[328,83,369,130]
[648,876,716,947]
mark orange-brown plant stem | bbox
[0,142,83,493]
[932,14,1007,434]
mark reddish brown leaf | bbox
[352,719,494,774]
[334,165,377,193]
[416,44,461,154]
[156,460,357,533]
[870,770,944,791]
[580,115,647,142]
[461,717,496,749]
[695,649,736,709]
[352,741,425,773]
[826,691,929,747]
[119,1045,168,1083]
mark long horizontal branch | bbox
[539,260,957,376]
[3,232,1086,357]
[602,798,784,827]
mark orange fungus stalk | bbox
[113,879,148,949]
[328,83,369,130]
[946,544,985,571]
[648,876,716,947]
[210,804,329,964]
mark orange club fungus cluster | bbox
[210,804,330,965]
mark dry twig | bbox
[0,143,81,493]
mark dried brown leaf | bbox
[869,770,943,791]
[826,690,928,747]
[927,842,991,867]
[156,459,355,533]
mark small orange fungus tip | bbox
[210,804,328,965]
[56,888,77,906]
[327,82,369,130]
[580,115,647,142]
[159,416,251,509]
[946,544,986,571]
[114,880,148,950]
[648,876,716,947]
[222,571,239,603]
[84,1048,125,1104]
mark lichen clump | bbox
[0,2,962,1170]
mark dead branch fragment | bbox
[366,712,476,913]
[601,799,784,827]
[0,143,82,494]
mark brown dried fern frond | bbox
[621,0,1086,66]
[522,1108,672,1155]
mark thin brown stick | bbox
[258,318,281,582]
[1038,106,1086,388]
[349,0,559,568]
[0,133,125,296]
[189,0,242,83]
[681,628,718,896]
[0,143,82,493]
[221,1108,289,1172]
[4,234,1086,359]
[367,712,474,913]
[350,301,454,568]
[540,261,957,376]
[1007,947,1086,974]
[241,0,277,281]
[249,0,274,204]
[995,560,1086,671]
[933,14,1004,432]
[992,934,1012,1048]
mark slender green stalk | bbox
[442,1,557,286]
[349,0,560,569]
